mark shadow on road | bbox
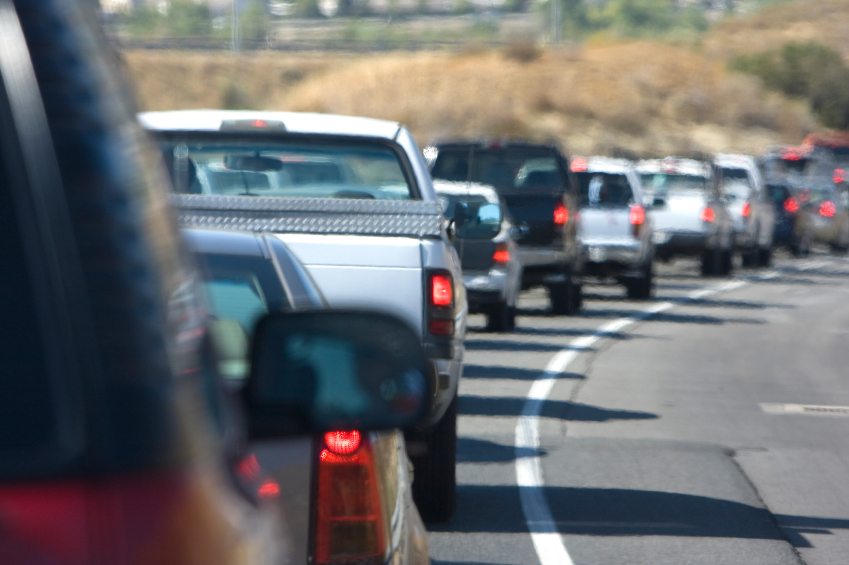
[457,437,546,464]
[428,485,849,548]
[464,339,589,353]
[458,396,658,422]
[463,364,584,381]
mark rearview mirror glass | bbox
[244,310,431,438]
[456,202,502,239]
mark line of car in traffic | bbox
[9,3,849,563]
[152,111,849,564]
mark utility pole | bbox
[232,0,241,53]
[550,0,560,45]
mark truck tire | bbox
[740,246,758,268]
[757,247,772,267]
[486,301,515,332]
[626,264,653,300]
[700,249,719,276]
[549,280,578,315]
[721,249,734,276]
[409,396,457,523]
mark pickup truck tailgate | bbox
[276,233,424,334]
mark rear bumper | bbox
[654,231,710,256]
[463,270,509,311]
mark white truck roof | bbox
[139,110,402,140]
[637,157,710,177]
[432,180,500,204]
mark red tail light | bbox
[325,430,362,455]
[699,207,716,223]
[554,202,569,225]
[493,242,510,263]
[570,157,588,172]
[430,274,453,307]
[630,205,645,225]
[741,202,751,217]
[314,433,386,565]
[820,201,836,217]
[835,169,846,184]
[784,197,800,214]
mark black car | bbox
[426,141,584,314]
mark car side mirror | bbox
[243,310,432,439]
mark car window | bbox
[161,138,414,201]
[720,168,752,200]
[195,252,289,381]
[641,174,708,192]
[575,172,634,207]
[432,149,564,190]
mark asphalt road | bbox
[428,249,849,565]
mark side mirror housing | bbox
[243,310,432,439]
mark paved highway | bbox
[428,250,849,565]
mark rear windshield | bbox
[575,172,634,207]
[431,149,565,190]
[160,137,415,201]
[641,173,707,192]
[720,168,752,199]
[195,253,289,381]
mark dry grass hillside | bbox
[702,0,849,61]
[125,0,849,157]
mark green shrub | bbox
[730,41,849,129]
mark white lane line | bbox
[514,277,755,565]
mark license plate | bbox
[589,246,604,262]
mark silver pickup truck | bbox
[637,157,735,276]
[141,109,466,522]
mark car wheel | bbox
[740,246,758,268]
[700,249,719,277]
[571,282,584,312]
[757,247,772,267]
[721,249,734,276]
[549,281,576,315]
[486,301,514,332]
[409,396,457,523]
[830,221,849,254]
[791,229,811,257]
[626,264,653,300]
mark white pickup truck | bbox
[141,110,466,522]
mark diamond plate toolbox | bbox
[172,195,444,238]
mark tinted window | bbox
[432,149,564,190]
[196,253,289,381]
[161,138,414,201]
[575,172,634,207]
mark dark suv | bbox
[426,141,584,314]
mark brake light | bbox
[325,431,362,455]
[784,197,800,214]
[554,202,569,225]
[314,433,386,565]
[699,207,715,223]
[430,274,453,307]
[741,202,751,217]
[258,478,281,499]
[571,158,588,172]
[835,169,846,184]
[493,242,510,263]
[427,270,454,337]
[630,205,645,225]
[820,201,836,217]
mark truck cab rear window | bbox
[576,172,634,207]
[432,150,563,190]
[161,139,414,201]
